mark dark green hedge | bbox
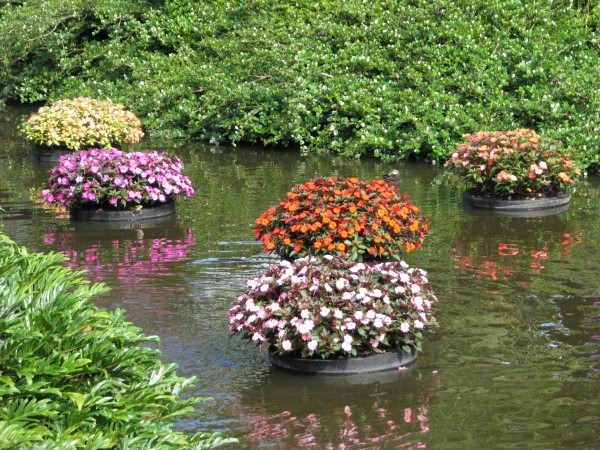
[1,0,598,168]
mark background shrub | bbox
[1,0,598,169]
[0,234,235,448]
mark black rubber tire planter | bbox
[268,348,417,375]
[69,202,176,222]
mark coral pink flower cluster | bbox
[228,255,437,359]
[446,128,582,198]
[41,148,194,210]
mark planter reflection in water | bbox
[237,368,437,448]
[452,214,582,287]
[42,225,196,283]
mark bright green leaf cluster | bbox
[0,234,236,449]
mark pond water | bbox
[1,107,599,448]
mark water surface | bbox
[1,108,598,448]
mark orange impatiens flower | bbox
[558,172,573,183]
[254,176,429,262]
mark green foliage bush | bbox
[0,234,235,449]
[1,0,599,169]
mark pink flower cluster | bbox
[41,148,194,210]
[228,255,437,359]
[446,128,582,198]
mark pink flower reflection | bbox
[241,389,432,448]
[452,232,582,282]
[42,226,196,284]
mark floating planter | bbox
[66,210,179,230]
[446,128,583,214]
[238,176,436,374]
[41,148,194,222]
[228,256,437,375]
[69,202,176,222]
[463,189,571,212]
[21,97,144,155]
[268,347,417,375]
[254,176,429,262]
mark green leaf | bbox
[65,392,86,411]
[0,376,15,387]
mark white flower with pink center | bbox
[252,332,264,342]
[335,278,349,290]
[265,318,278,328]
[413,296,424,310]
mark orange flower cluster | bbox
[254,177,429,261]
